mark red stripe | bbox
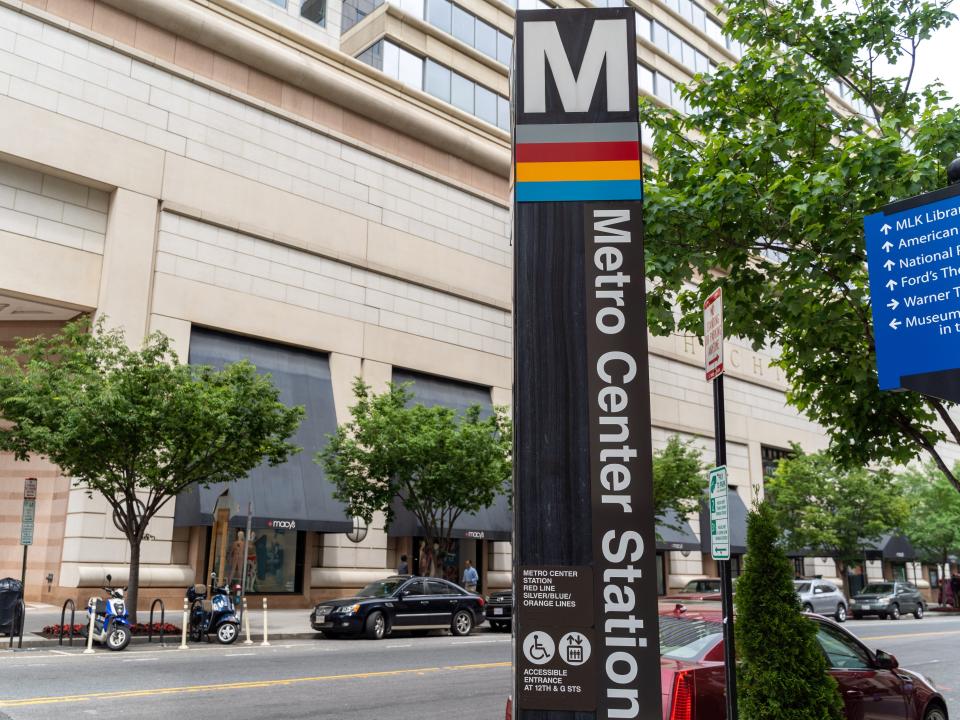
[516,141,639,163]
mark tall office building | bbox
[0,0,941,606]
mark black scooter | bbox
[186,573,240,644]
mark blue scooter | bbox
[186,573,240,644]
[83,574,131,651]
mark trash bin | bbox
[0,578,24,637]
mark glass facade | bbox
[358,40,510,131]
[300,0,326,25]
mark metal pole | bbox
[83,603,96,654]
[242,597,253,645]
[20,545,27,589]
[260,597,270,646]
[713,375,738,720]
[240,503,252,604]
[178,598,189,650]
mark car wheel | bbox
[914,603,924,620]
[889,603,900,620]
[802,603,814,613]
[451,610,474,637]
[365,611,386,640]
[924,704,948,720]
[835,604,847,623]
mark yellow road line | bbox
[859,629,960,642]
[0,661,510,708]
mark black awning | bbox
[699,490,749,556]
[387,494,512,542]
[865,534,916,562]
[656,510,700,551]
[173,328,352,534]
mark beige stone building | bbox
[0,0,948,609]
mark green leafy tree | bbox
[0,319,303,619]
[736,501,844,720]
[652,435,705,530]
[318,379,512,551]
[897,462,960,568]
[641,0,960,491]
[766,447,908,591]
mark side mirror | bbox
[875,650,899,670]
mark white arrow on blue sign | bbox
[865,184,960,390]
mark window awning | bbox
[173,328,352,534]
[865,534,916,562]
[656,509,700,551]
[699,490,749,556]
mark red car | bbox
[659,602,948,720]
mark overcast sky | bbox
[894,1,959,103]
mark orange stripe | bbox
[516,160,641,182]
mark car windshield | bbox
[862,583,894,595]
[659,616,723,660]
[356,579,404,598]
[794,582,811,593]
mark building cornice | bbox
[97,0,512,177]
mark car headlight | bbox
[336,604,361,615]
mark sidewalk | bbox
[3,603,320,649]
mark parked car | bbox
[665,578,722,601]
[659,603,947,720]
[850,581,925,620]
[485,589,512,631]
[795,579,848,622]
[310,575,485,640]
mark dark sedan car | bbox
[485,589,512,631]
[658,603,947,720]
[850,581,925,620]
[310,575,485,640]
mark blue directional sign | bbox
[865,184,960,393]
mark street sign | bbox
[865,183,960,399]
[23,478,37,500]
[20,498,35,546]
[709,466,729,561]
[704,288,724,381]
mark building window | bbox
[793,557,805,577]
[427,0,452,32]
[761,445,793,480]
[357,40,509,130]
[301,0,326,24]
[637,64,654,95]
[266,0,287,6]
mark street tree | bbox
[0,319,304,620]
[652,435,705,530]
[765,447,908,591]
[736,501,844,720]
[318,379,512,553]
[897,461,960,571]
[640,0,960,491]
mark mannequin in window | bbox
[228,530,245,584]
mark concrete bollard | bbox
[242,597,253,645]
[260,597,270,647]
[83,601,95,655]
[179,598,189,650]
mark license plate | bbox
[493,608,504,615]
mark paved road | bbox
[0,631,512,720]
[1,615,957,719]
[843,613,960,710]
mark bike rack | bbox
[59,598,76,647]
[8,599,24,650]
[148,598,166,644]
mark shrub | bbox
[735,501,843,720]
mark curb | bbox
[3,630,321,650]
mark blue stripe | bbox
[516,180,643,202]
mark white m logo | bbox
[523,19,630,114]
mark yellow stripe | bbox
[516,160,641,182]
[0,662,510,708]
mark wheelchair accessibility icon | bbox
[522,631,556,665]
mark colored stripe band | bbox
[515,122,639,144]
[516,160,641,183]
[515,180,643,202]
[516,141,640,163]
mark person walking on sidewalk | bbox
[462,560,479,593]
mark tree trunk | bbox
[127,536,141,624]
